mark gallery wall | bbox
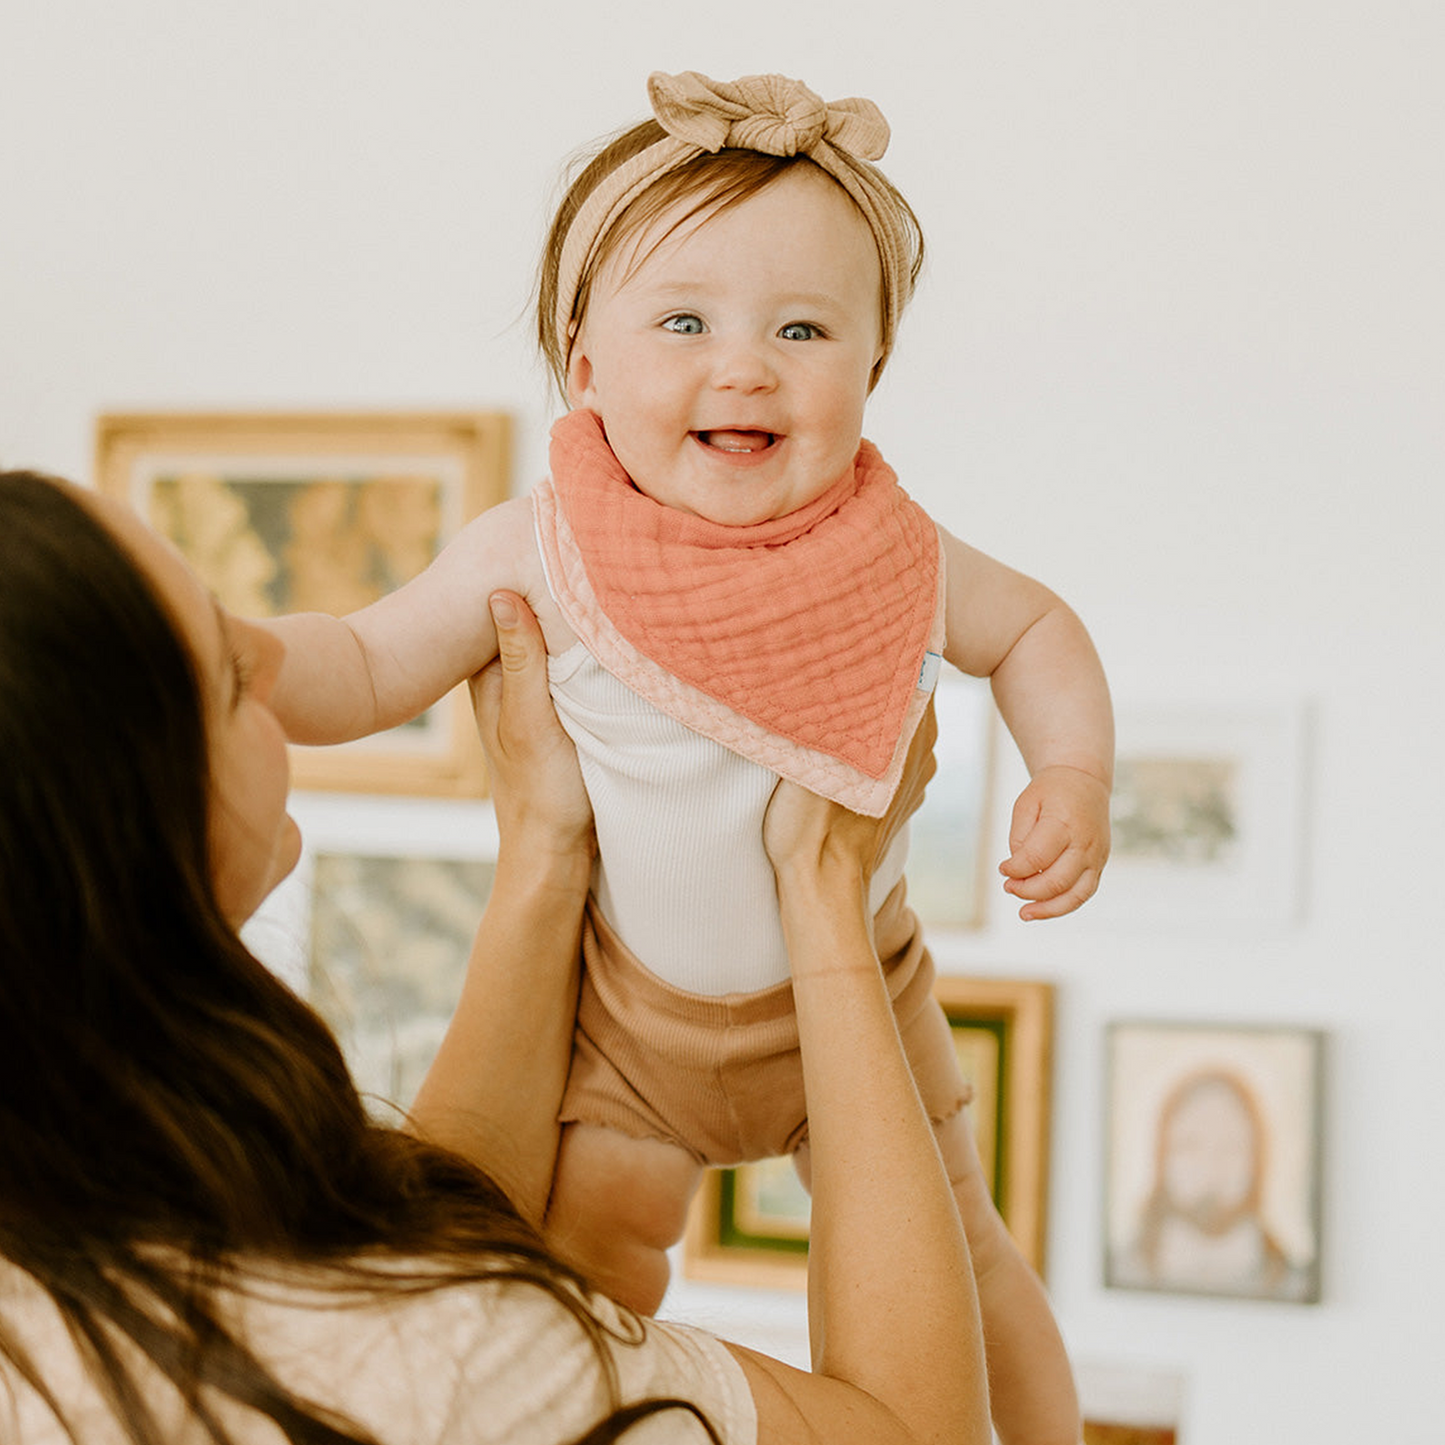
[2,4,1441,1441]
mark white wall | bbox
[3,4,1441,1440]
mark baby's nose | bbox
[711,337,779,391]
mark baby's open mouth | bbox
[695,429,777,453]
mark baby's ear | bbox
[866,336,887,393]
[565,328,597,409]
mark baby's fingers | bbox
[999,812,1072,881]
[1006,862,1102,921]
[999,807,1098,921]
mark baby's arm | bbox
[939,526,1114,919]
[263,497,539,744]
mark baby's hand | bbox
[999,765,1111,921]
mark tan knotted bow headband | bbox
[550,70,922,385]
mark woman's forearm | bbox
[769,845,990,1444]
[407,590,595,1230]
[409,838,589,1228]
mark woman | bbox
[0,469,989,1444]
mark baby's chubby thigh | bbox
[547,1121,703,1314]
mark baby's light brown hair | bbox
[536,72,925,397]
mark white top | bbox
[549,641,907,995]
[0,1258,757,1444]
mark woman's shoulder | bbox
[240,1262,756,1444]
[0,1255,755,1444]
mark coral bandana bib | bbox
[533,408,944,814]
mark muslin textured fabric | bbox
[535,407,943,816]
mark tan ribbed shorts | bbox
[559,880,972,1166]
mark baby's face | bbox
[567,165,884,527]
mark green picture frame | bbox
[683,974,1055,1289]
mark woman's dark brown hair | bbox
[0,471,717,1444]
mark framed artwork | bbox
[683,974,1054,1289]
[1084,701,1311,931]
[95,409,510,796]
[905,671,997,930]
[1104,1020,1325,1303]
[240,793,499,1118]
[307,849,495,1114]
[1077,1360,1185,1445]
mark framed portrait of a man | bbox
[1105,1020,1325,1303]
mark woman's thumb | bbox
[489,591,535,678]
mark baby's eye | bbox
[661,313,705,335]
[779,321,822,341]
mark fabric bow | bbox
[647,70,890,163]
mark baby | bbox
[268,71,1111,1444]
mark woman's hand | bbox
[762,700,937,883]
[733,695,990,1443]
[411,592,590,1222]
[470,591,593,867]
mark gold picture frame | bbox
[683,974,1055,1289]
[95,410,510,797]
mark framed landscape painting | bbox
[95,410,510,796]
[307,848,497,1114]
[240,790,501,1118]
[1085,702,1310,931]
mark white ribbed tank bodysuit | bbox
[547,639,908,996]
